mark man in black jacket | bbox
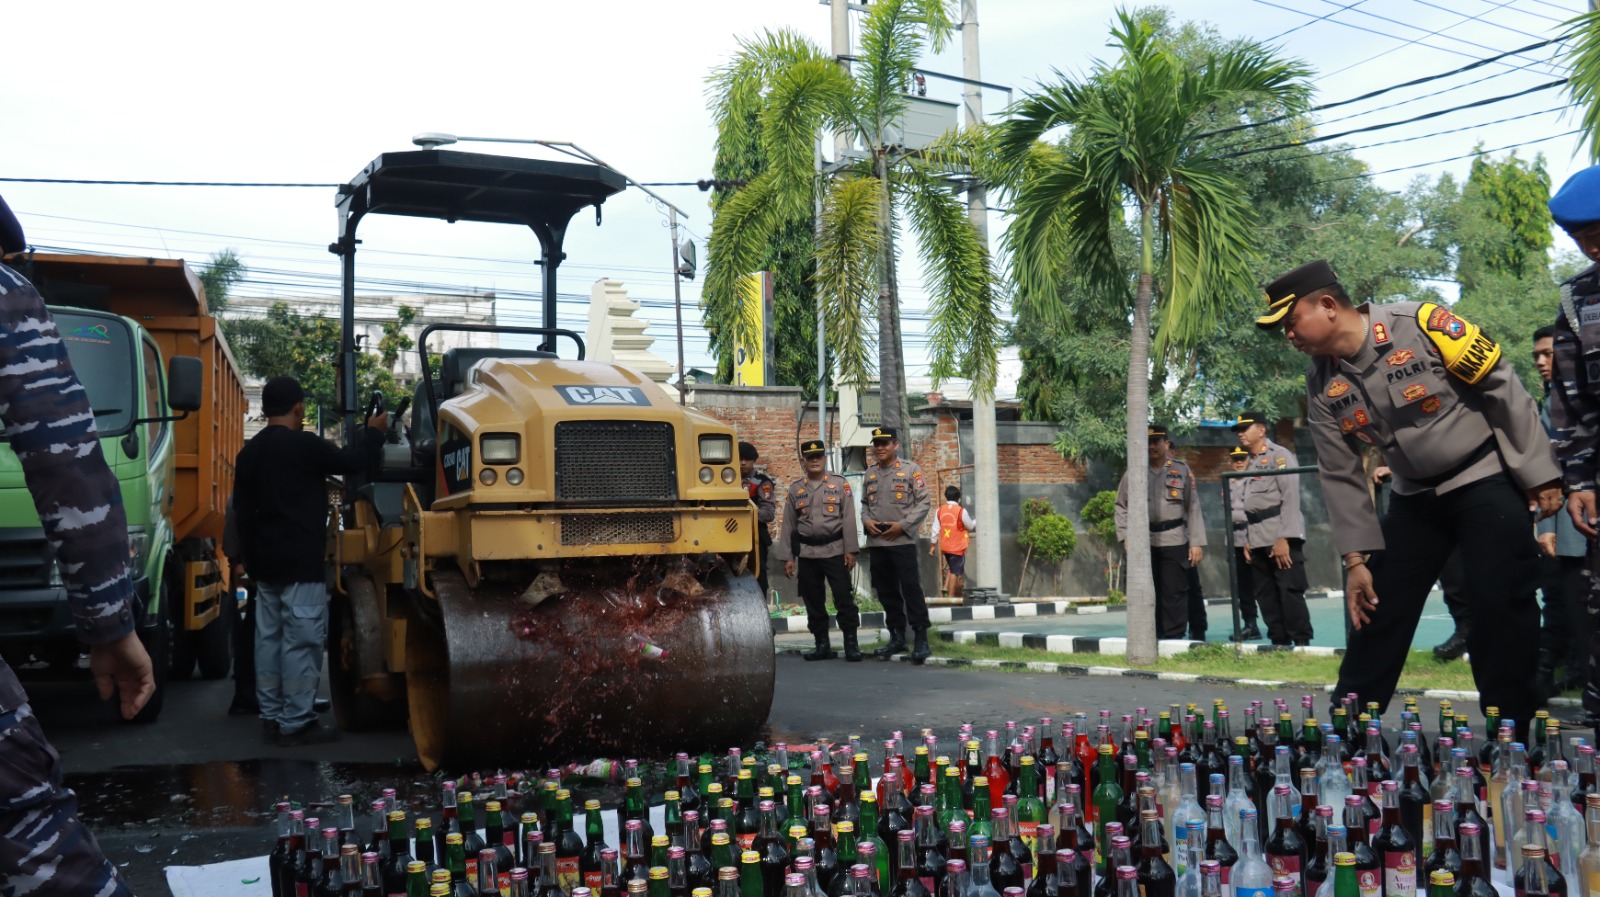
[233,377,385,745]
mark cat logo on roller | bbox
[1417,303,1500,385]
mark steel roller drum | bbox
[406,565,774,771]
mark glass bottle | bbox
[1024,845,1057,897]
[918,810,949,895]
[445,834,474,897]
[1172,765,1206,869]
[1305,806,1334,893]
[1319,739,1353,813]
[1203,794,1238,890]
[1347,761,1380,842]
[1424,801,1460,883]
[1373,781,1418,897]
[1295,771,1319,853]
[1232,809,1274,897]
[861,795,893,887]
[1547,762,1586,883]
[1137,811,1177,897]
[1398,747,1431,860]
[554,791,585,894]
[1516,844,1562,897]
[1200,860,1222,897]
[814,808,841,894]
[1178,822,1204,897]
[1115,866,1140,897]
[967,836,1003,897]
[1340,798,1379,897]
[944,861,968,897]
[797,857,826,897]
[742,851,765,897]
[1228,753,1258,852]
[1264,785,1307,894]
[1055,811,1092,897]
[1452,823,1494,897]
[987,733,1014,810]
[1093,745,1125,872]
[1000,800,1034,885]
[989,809,1025,892]
[1094,835,1132,897]
[1017,760,1049,859]
[477,848,501,897]
[756,801,791,897]
[1448,767,1489,881]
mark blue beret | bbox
[1549,164,1600,232]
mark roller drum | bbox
[407,567,774,771]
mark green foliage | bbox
[1561,10,1600,163]
[1016,497,1056,547]
[1022,514,1077,566]
[1080,491,1119,550]
[1462,150,1553,286]
[198,249,245,316]
[226,302,416,424]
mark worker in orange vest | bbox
[932,485,977,599]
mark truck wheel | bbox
[127,597,170,725]
[328,576,405,731]
[194,602,232,680]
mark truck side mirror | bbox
[167,356,202,412]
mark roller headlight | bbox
[699,467,715,484]
[721,467,737,483]
[699,435,733,465]
[479,468,498,486]
[506,467,524,486]
[480,433,520,464]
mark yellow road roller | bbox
[325,148,773,771]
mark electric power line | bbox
[1306,127,1582,185]
[0,177,341,188]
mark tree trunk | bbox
[1124,203,1158,666]
[874,150,903,433]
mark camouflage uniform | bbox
[0,262,137,897]
[744,468,776,601]
[1547,263,1600,717]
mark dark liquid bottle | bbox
[1093,835,1131,897]
[1451,823,1496,897]
[1373,781,1418,897]
[1425,800,1462,883]
[1264,786,1306,894]
[1398,746,1431,856]
[989,808,1025,892]
[1025,842,1057,897]
[1342,798,1382,897]
[1135,811,1176,897]
[1055,811,1093,897]
[1304,805,1333,892]
[1203,795,1239,890]
[893,829,933,897]
[754,801,790,897]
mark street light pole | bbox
[670,206,688,405]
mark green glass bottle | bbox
[1015,757,1049,857]
[740,850,764,897]
[650,866,671,897]
[970,777,994,843]
[857,794,891,888]
[1093,745,1123,872]
[937,767,964,835]
[836,820,859,869]
[407,859,430,897]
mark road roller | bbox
[324,147,774,771]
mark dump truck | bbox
[0,253,245,722]
[328,148,774,770]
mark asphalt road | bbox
[24,655,1483,896]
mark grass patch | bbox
[861,635,1477,692]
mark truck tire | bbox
[328,575,405,731]
[194,603,232,680]
[127,593,170,725]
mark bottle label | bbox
[1588,871,1600,897]
[1220,865,1230,887]
[737,833,757,852]
[296,885,310,897]
[500,870,512,892]
[1237,887,1271,897]
[558,857,581,893]
[1357,868,1381,897]
[467,856,479,881]
[1019,821,1039,858]
[1045,765,1058,801]
[921,876,936,892]
[1382,850,1416,897]
[1269,854,1302,891]
[584,871,604,891]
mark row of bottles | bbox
[259,699,1592,897]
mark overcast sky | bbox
[4,0,1590,394]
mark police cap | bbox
[1228,446,1250,460]
[799,439,827,457]
[1231,410,1268,432]
[1147,424,1169,441]
[1549,164,1600,233]
[738,441,759,461]
[1256,260,1339,329]
[869,426,898,443]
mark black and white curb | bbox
[937,630,1344,658]
[769,599,1104,634]
[771,643,1582,707]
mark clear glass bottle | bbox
[1233,809,1274,897]
[1546,761,1586,884]
[1228,754,1258,852]
[1500,743,1531,872]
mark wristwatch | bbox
[1342,552,1371,570]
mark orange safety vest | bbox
[937,503,970,554]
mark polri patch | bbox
[1421,396,1441,414]
[1373,323,1390,345]
[1327,380,1351,398]
[1354,410,1370,426]
[1403,384,1428,402]
[1386,349,1416,367]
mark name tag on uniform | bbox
[1583,302,1600,326]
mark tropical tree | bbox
[994,9,1311,664]
[198,249,246,316]
[703,0,1003,429]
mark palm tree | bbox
[1563,10,1600,162]
[704,0,1002,428]
[995,9,1310,664]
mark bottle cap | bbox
[1116,866,1138,881]
[1429,871,1455,886]
[742,851,761,864]
[718,868,738,881]
[650,867,669,880]
[628,882,648,894]
[602,848,619,860]
[408,860,426,873]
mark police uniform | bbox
[1544,164,1600,723]
[1259,259,1556,728]
[740,442,777,602]
[1233,411,1312,646]
[0,257,137,896]
[1227,445,1260,638]
[772,440,860,661]
[859,426,933,658]
[1115,426,1207,639]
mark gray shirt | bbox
[1239,440,1306,548]
[1230,475,1248,548]
[1537,401,1588,557]
[1114,458,1207,548]
[771,473,859,561]
[860,456,931,548]
[1306,300,1559,556]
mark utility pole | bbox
[962,0,1003,597]
[823,0,852,447]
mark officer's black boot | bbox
[803,635,837,662]
[874,631,908,658]
[842,630,863,662]
[910,630,932,663]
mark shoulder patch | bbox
[1416,303,1500,385]
[1326,380,1351,398]
[1372,323,1390,345]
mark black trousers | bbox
[870,544,929,639]
[1582,547,1600,715]
[1232,547,1258,627]
[232,583,256,698]
[799,555,857,640]
[1152,546,1189,640]
[1439,550,1469,633]
[1252,538,1312,645]
[1551,554,1592,677]
[1185,558,1207,639]
[1537,554,1585,664]
[1333,474,1540,729]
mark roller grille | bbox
[561,512,677,546]
[554,421,676,501]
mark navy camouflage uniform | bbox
[0,261,137,897]
[745,467,776,601]
[1547,262,1600,717]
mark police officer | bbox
[740,442,777,602]
[1227,445,1261,640]
[1543,164,1600,730]
[1115,425,1205,640]
[0,196,149,896]
[1260,259,1560,731]
[860,426,933,661]
[1233,410,1312,647]
[773,440,861,661]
